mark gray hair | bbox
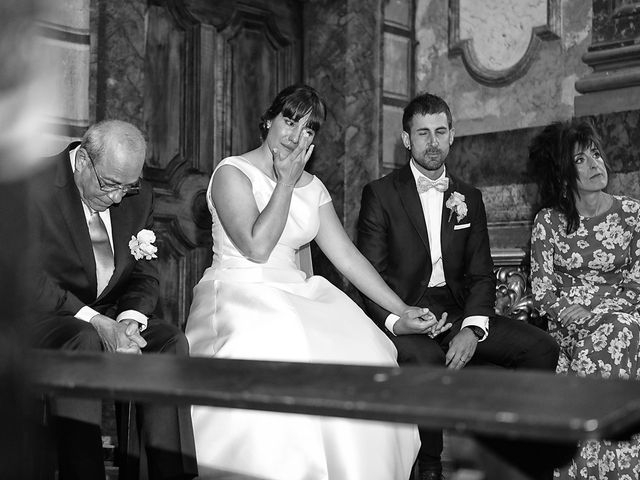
[81,120,146,165]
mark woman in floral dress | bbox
[529,120,640,479]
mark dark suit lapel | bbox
[440,174,458,258]
[396,164,431,253]
[54,148,99,294]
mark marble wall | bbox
[69,0,640,278]
[303,0,382,290]
[448,109,640,253]
[304,0,381,239]
[413,0,640,262]
[416,0,591,136]
[93,0,146,129]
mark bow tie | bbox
[416,176,449,193]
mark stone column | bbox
[575,1,640,116]
[303,0,382,290]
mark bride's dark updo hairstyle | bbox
[259,84,327,141]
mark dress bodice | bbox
[531,195,640,317]
[206,156,332,281]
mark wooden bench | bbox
[29,349,640,480]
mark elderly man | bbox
[30,120,197,480]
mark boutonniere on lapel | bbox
[446,191,468,222]
[129,229,158,260]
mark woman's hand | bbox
[427,312,452,338]
[558,304,593,326]
[393,307,452,336]
[272,134,314,188]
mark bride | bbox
[185,84,448,480]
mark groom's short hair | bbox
[402,93,453,132]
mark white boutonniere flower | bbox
[446,191,467,222]
[129,229,158,260]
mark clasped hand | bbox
[272,134,314,188]
[90,314,147,354]
[393,306,451,337]
[558,304,593,326]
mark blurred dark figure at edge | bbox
[0,0,50,478]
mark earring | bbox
[266,121,271,129]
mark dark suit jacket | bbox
[357,163,495,330]
[30,142,159,321]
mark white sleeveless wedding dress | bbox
[185,156,419,480]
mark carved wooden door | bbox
[144,0,303,328]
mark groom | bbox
[29,120,197,480]
[356,93,559,479]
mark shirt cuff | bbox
[116,310,148,331]
[385,313,400,336]
[75,306,100,323]
[461,315,489,342]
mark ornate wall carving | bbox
[448,0,560,86]
[578,0,640,92]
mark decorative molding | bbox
[37,21,91,44]
[491,247,527,267]
[590,1,640,49]
[43,119,88,138]
[612,2,640,20]
[153,214,192,327]
[448,0,560,87]
[191,189,211,230]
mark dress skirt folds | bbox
[185,156,419,480]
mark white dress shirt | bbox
[70,146,148,330]
[385,160,488,340]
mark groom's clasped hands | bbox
[394,306,451,337]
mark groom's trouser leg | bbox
[390,334,446,474]
[393,285,471,474]
[457,314,561,480]
[139,322,198,480]
[467,314,560,371]
[426,287,561,478]
[31,315,106,480]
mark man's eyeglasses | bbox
[82,148,141,195]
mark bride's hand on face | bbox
[272,133,315,188]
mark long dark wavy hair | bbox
[259,84,327,141]
[528,119,609,234]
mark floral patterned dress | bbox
[531,195,640,479]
